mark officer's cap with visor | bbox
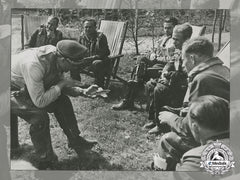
[56,40,88,65]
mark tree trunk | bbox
[212,9,218,43]
[218,10,223,51]
[221,10,227,32]
[152,25,155,51]
[134,1,139,55]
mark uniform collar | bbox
[188,57,224,82]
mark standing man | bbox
[112,17,178,110]
[70,19,110,88]
[26,16,63,48]
[11,40,97,169]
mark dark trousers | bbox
[145,80,172,123]
[157,114,200,170]
[123,57,164,104]
[70,59,111,88]
[11,93,80,161]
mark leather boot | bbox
[111,99,134,110]
[148,123,171,135]
[68,136,98,152]
[148,125,161,134]
[142,121,156,130]
[38,152,58,170]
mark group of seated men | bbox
[11,15,229,171]
[110,17,229,171]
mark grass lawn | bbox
[11,17,230,170]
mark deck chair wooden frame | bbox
[99,20,128,87]
[216,40,230,68]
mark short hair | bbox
[183,36,214,57]
[173,23,192,41]
[164,17,178,26]
[189,95,229,132]
[83,18,97,27]
[48,16,59,25]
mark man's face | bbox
[182,51,195,73]
[172,31,185,50]
[163,22,174,37]
[84,21,96,37]
[56,55,73,72]
[46,18,58,31]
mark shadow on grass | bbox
[11,144,123,170]
[60,150,123,170]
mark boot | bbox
[68,136,98,152]
[148,125,161,134]
[111,99,134,110]
[142,121,156,130]
[38,152,58,170]
[148,123,171,135]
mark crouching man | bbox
[11,40,97,169]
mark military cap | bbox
[56,40,88,64]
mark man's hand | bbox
[158,111,179,127]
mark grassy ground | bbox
[11,17,230,170]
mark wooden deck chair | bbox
[23,15,49,44]
[216,40,230,68]
[81,20,128,88]
[190,25,206,39]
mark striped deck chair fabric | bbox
[24,15,48,41]
[216,41,230,68]
[98,20,128,85]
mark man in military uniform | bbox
[112,17,178,110]
[156,37,229,170]
[26,16,63,48]
[144,23,193,134]
[176,95,229,171]
[11,40,97,169]
[70,19,110,88]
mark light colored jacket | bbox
[11,45,62,108]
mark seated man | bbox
[70,19,110,88]
[152,95,229,171]
[112,17,178,110]
[25,16,63,48]
[176,95,229,171]
[11,40,97,169]
[156,37,230,170]
[144,23,193,133]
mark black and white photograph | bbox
[10,8,230,171]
